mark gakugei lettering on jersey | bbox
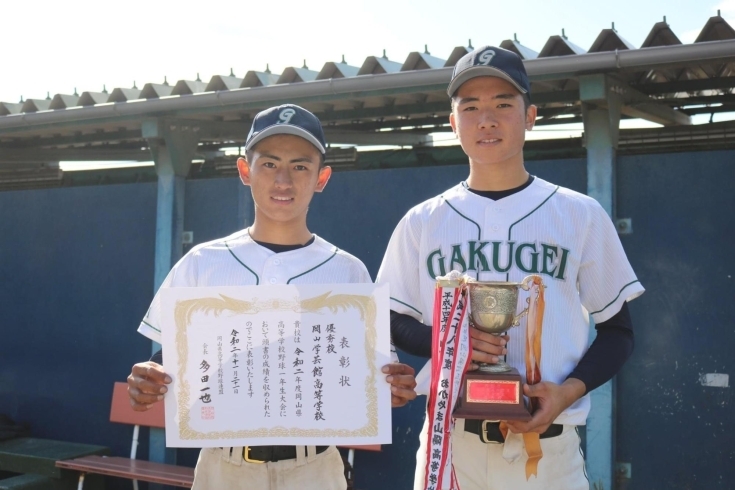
[426,240,570,280]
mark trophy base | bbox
[477,361,512,373]
[453,368,532,421]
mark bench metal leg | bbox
[347,449,356,484]
[131,425,140,459]
[347,449,355,468]
[131,424,140,490]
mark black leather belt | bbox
[242,445,329,463]
[464,420,564,444]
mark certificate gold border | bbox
[174,291,378,440]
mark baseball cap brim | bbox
[245,124,326,154]
[447,66,528,97]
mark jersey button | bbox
[269,278,277,284]
[273,258,281,265]
[491,224,500,231]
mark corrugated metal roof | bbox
[3,16,732,119]
[589,25,637,52]
[108,87,140,103]
[48,93,80,110]
[242,68,280,88]
[0,14,733,172]
[78,91,109,106]
[140,79,173,99]
[499,37,539,60]
[402,46,446,70]
[641,20,682,48]
[696,15,735,43]
[0,102,22,116]
[205,72,242,91]
[172,77,208,96]
[20,97,52,113]
[317,58,359,80]
[277,63,318,84]
[538,32,587,57]
[445,44,473,66]
[357,52,402,75]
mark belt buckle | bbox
[480,420,502,444]
[243,446,266,464]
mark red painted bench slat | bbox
[56,456,194,488]
[109,382,165,428]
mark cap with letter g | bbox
[447,46,530,98]
[245,104,327,154]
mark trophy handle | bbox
[511,302,530,327]
[512,275,545,326]
[519,274,542,291]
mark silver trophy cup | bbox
[467,275,541,373]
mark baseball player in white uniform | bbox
[377,47,644,489]
[127,104,417,490]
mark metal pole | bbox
[580,74,622,490]
[146,120,198,489]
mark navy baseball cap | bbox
[245,104,326,154]
[447,46,530,98]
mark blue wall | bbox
[0,182,158,481]
[1,150,732,489]
[183,178,243,247]
[615,150,735,489]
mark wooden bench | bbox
[56,456,193,488]
[56,382,380,489]
[55,382,194,488]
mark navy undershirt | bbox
[253,235,315,253]
[389,175,634,394]
[467,174,535,200]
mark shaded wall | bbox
[0,182,158,486]
[1,150,732,489]
[615,150,735,490]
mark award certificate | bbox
[161,283,392,447]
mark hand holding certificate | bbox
[160,283,393,447]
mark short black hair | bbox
[451,92,532,112]
[244,147,326,168]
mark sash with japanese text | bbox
[423,273,471,490]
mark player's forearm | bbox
[566,303,635,394]
[390,310,433,358]
[559,378,587,408]
[567,327,634,393]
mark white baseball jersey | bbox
[377,177,644,425]
[138,229,372,344]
